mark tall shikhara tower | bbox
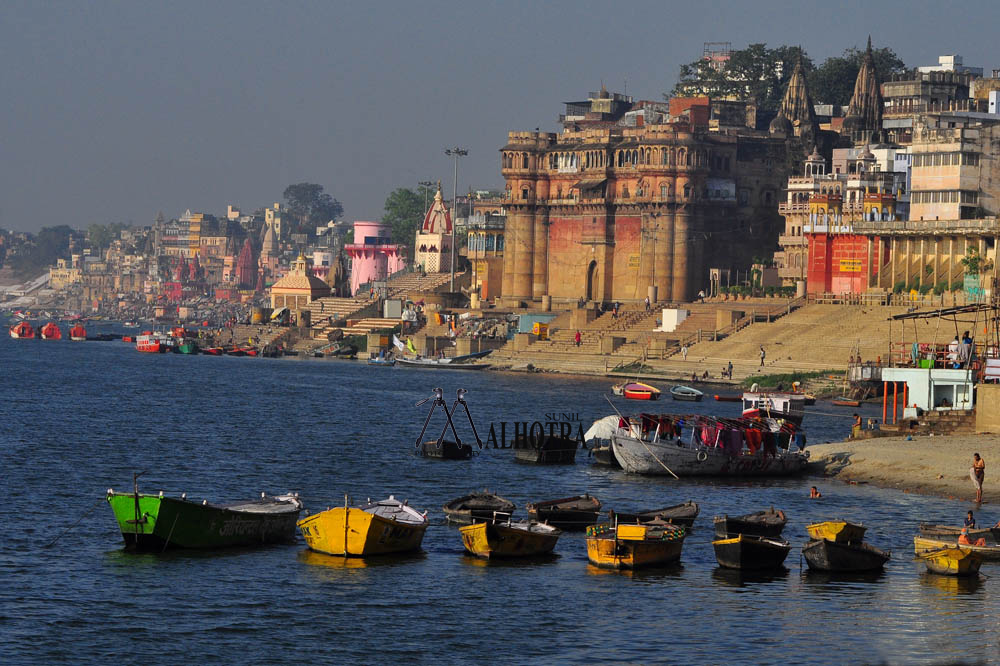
[769,55,817,142]
[841,37,883,145]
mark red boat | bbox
[9,321,35,339]
[69,324,87,341]
[202,347,224,356]
[122,336,134,343]
[136,332,175,353]
[39,322,62,340]
[612,381,661,401]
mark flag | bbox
[407,338,418,354]
[392,334,405,352]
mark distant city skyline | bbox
[2,0,998,232]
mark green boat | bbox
[107,475,303,551]
[177,341,199,354]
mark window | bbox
[661,184,668,198]
[521,187,529,200]
[522,154,529,169]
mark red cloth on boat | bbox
[745,429,762,454]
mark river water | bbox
[1,324,996,665]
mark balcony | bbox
[778,234,807,246]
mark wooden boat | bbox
[330,344,358,358]
[122,336,134,343]
[802,538,890,572]
[513,434,577,464]
[919,523,1000,543]
[585,415,622,467]
[442,492,516,524]
[419,438,473,460]
[620,382,660,401]
[106,485,303,551]
[527,494,602,531]
[367,355,396,366]
[39,322,62,340]
[586,522,686,569]
[177,341,198,354]
[612,430,809,477]
[202,347,224,356]
[225,347,247,356]
[612,501,700,527]
[741,390,806,426]
[396,357,489,370]
[806,520,867,543]
[714,508,787,539]
[69,324,87,341]
[670,385,704,402]
[590,443,621,467]
[802,393,817,405]
[714,394,742,402]
[9,321,35,339]
[832,398,862,407]
[459,519,561,559]
[913,535,1000,562]
[918,546,983,576]
[713,534,791,570]
[297,496,428,557]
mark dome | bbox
[769,115,792,135]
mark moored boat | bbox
[801,538,890,572]
[913,535,1000,561]
[513,434,578,464]
[806,520,866,543]
[297,496,428,557]
[136,332,175,353]
[831,398,862,407]
[9,321,35,339]
[670,385,704,402]
[419,438,473,459]
[202,346,224,355]
[69,324,87,341]
[919,546,983,576]
[106,485,303,551]
[741,389,806,425]
[918,523,1000,544]
[714,508,787,539]
[39,322,62,340]
[586,522,686,569]
[177,341,199,354]
[714,394,742,402]
[527,494,602,531]
[713,534,791,570]
[621,382,661,400]
[460,519,561,559]
[443,492,516,524]
[612,500,700,527]
[585,415,622,468]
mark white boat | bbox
[396,357,490,370]
[670,385,704,402]
[741,386,806,425]
[610,417,809,477]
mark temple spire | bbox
[841,36,883,145]
[769,53,816,139]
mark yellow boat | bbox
[586,522,685,570]
[913,535,1000,561]
[918,546,983,576]
[297,495,428,557]
[459,519,561,559]
[805,520,866,543]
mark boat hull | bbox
[513,435,577,464]
[612,434,808,477]
[713,534,791,570]
[913,536,1000,561]
[586,524,685,569]
[443,493,516,524]
[590,443,621,468]
[613,501,699,527]
[420,439,473,460]
[802,539,890,572]
[107,493,302,551]
[919,523,1000,544]
[527,495,602,531]
[919,547,983,576]
[297,507,427,556]
[459,521,560,559]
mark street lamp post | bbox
[418,180,434,216]
[444,147,468,291]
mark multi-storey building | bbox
[498,91,791,306]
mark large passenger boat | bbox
[741,388,806,426]
[136,332,175,353]
[39,322,62,340]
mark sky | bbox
[2,0,998,232]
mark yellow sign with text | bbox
[839,259,862,272]
[628,254,641,268]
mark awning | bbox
[889,304,992,320]
[571,179,607,191]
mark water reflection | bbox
[800,569,889,586]
[460,553,559,568]
[585,563,684,581]
[919,572,984,596]
[296,548,426,571]
[711,566,790,588]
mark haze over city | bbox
[2,0,997,231]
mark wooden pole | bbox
[882,381,888,423]
[892,382,898,424]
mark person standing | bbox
[644,296,650,311]
[574,330,581,347]
[759,345,766,368]
[727,361,733,379]
[851,413,862,439]
[972,453,986,503]
[681,345,688,361]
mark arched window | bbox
[521,187,529,200]
[522,154,529,169]
[683,184,691,199]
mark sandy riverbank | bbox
[808,434,1000,503]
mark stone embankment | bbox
[807,434,1000,503]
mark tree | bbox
[671,44,811,127]
[809,46,907,106]
[87,222,130,254]
[9,225,76,279]
[282,183,344,234]
[383,185,437,249]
